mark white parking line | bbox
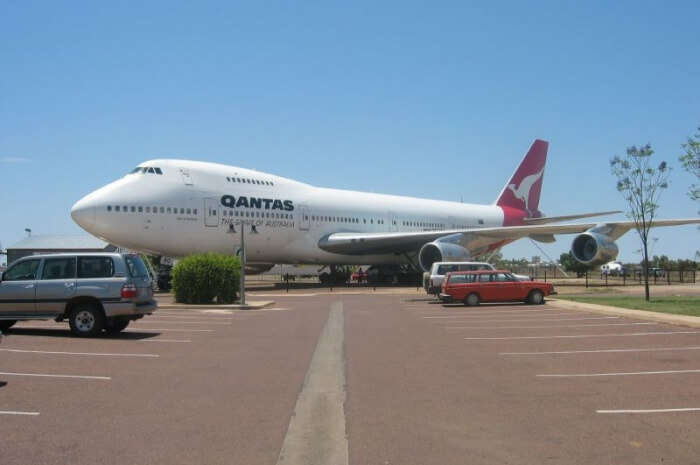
[0,411,40,416]
[538,369,700,378]
[0,348,159,358]
[464,331,700,340]
[134,320,231,325]
[151,315,232,320]
[421,308,565,316]
[138,339,191,343]
[442,316,620,325]
[450,322,655,330]
[501,346,700,355]
[125,328,214,333]
[425,312,577,319]
[0,372,110,380]
[597,408,700,414]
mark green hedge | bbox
[172,253,241,304]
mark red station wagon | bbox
[440,270,555,306]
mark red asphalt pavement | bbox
[2,291,699,464]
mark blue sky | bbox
[1,1,698,266]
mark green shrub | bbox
[171,253,241,304]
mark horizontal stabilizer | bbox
[523,211,621,225]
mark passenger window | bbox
[41,258,76,280]
[131,206,136,212]
[123,206,128,212]
[152,206,157,213]
[478,274,490,282]
[146,207,151,213]
[160,207,165,213]
[167,207,171,213]
[4,259,40,281]
[115,206,120,212]
[187,208,192,215]
[138,206,143,212]
[180,208,185,214]
[77,257,115,278]
[193,209,197,215]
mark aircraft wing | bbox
[317,219,700,256]
[522,210,622,225]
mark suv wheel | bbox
[464,293,480,307]
[68,304,105,337]
[105,317,130,334]
[528,290,544,305]
[0,320,17,331]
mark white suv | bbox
[423,262,496,295]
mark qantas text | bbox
[220,195,294,211]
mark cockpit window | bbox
[130,167,143,174]
[154,167,163,175]
[147,167,156,174]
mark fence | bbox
[508,266,697,287]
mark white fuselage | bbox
[71,159,506,265]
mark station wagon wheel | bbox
[528,290,544,305]
[464,293,480,307]
[0,320,17,331]
[68,304,105,337]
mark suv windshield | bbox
[125,255,150,278]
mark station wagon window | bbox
[41,257,76,280]
[78,257,115,278]
[478,274,491,282]
[494,273,512,282]
[448,274,469,284]
[125,255,149,278]
[4,259,40,281]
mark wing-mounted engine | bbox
[571,231,619,266]
[418,235,471,271]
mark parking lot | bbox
[2,290,699,464]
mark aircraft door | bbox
[299,205,310,231]
[389,212,398,232]
[204,198,219,227]
[179,168,193,186]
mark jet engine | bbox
[571,232,619,266]
[418,241,470,272]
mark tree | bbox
[680,127,699,259]
[559,252,593,278]
[611,144,670,301]
[680,127,700,202]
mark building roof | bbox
[8,235,111,250]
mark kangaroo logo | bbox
[507,168,544,216]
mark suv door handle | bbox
[24,284,34,289]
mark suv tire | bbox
[68,304,105,337]
[464,293,480,307]
[105,317,130,334]
[0,320,17,331]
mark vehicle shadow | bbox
[441,302,534,308]
[5,328,162,340]
[0,381,7,389]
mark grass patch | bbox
[559,296,700,317]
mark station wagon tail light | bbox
[121,283,137,299]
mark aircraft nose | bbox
[71,195,96,231]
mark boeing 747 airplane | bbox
[71,140,699,272]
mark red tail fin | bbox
[495,139,548,218]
